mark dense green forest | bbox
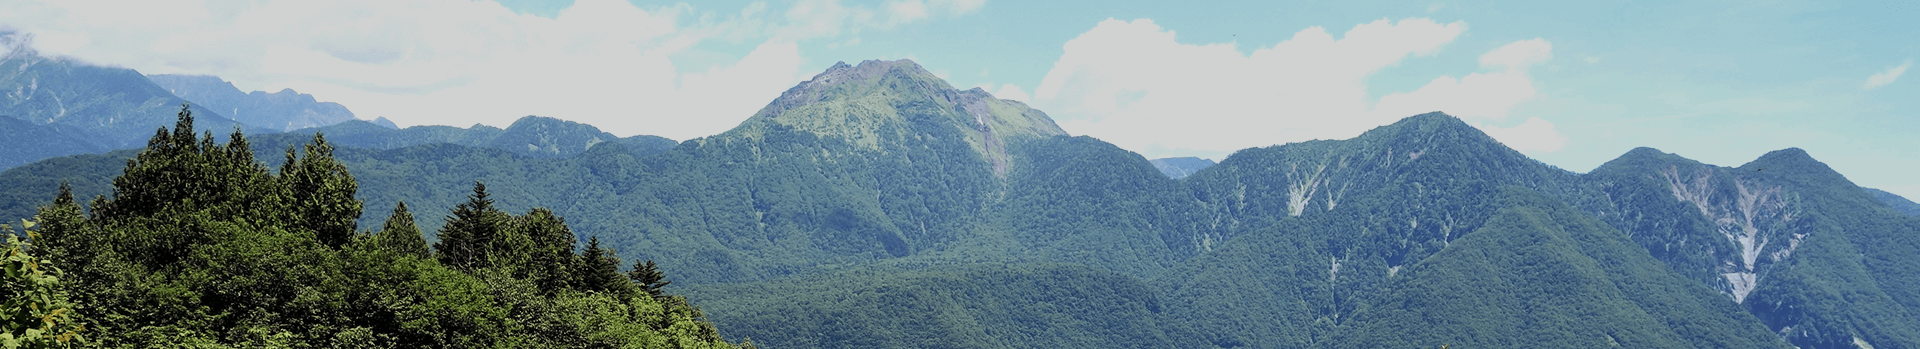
[1,107,748,348]
[6,59,1920,348]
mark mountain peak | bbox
[1374,112,1472,134]
[727,59,1066,174]
[1740,147,1850,184]
[1353,112,1503,150]
[754,59,943,120]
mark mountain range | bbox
[3,58,1919,349]
[146,74,357,132]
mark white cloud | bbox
[777,0,980,40]
[1478,38,1551,69]
[1034,18,1572,159]
[0,0,972,140]
[1375,39,1548,122]
[887,0,930,25]
[993,84,1030,102]
[1477,117,1566,153]
[1371,38,1565,154]
[1864,60,1910,89]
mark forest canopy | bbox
[1,105,748,349]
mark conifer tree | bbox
[628,259,671,298]
[375,201,430,258]
[280,133,361,248]
[436,181,507,271]
[31,184,89,269]
[577,237,630,296]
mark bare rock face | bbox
[1657,162,1803,303]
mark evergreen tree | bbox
[577,237,630,296]
[628,259,671,299]
[100,104,273,221]
[12,107,747,348]
[375,201,430,258]
[435,181,507,271]
[280,133,362,248]
[30,184,89,269]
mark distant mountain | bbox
[1150,157,1215,179]
[370,116,399,129]
[252,115,675,159]
[0,38,254,169]
[1867,188,1920,217]
[147,74,357,132]
[0,116,104,169]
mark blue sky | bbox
[1,0,1915,198]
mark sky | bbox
[1,0,1916,199]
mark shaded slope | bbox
[0,116,105,169]
[683,264,1206,349]
[975,136,1206,277]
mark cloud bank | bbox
[1029,18,1566,159]
[0,0,971,140]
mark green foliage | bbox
[2,218,86,348]
[279,133,362,248]
[373,202,429,258]
[17,105,746,348]
[518,208,579,293]
[433,182,512,272]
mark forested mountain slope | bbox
[1585,147,1920,348]
[1335,187,1782,348]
